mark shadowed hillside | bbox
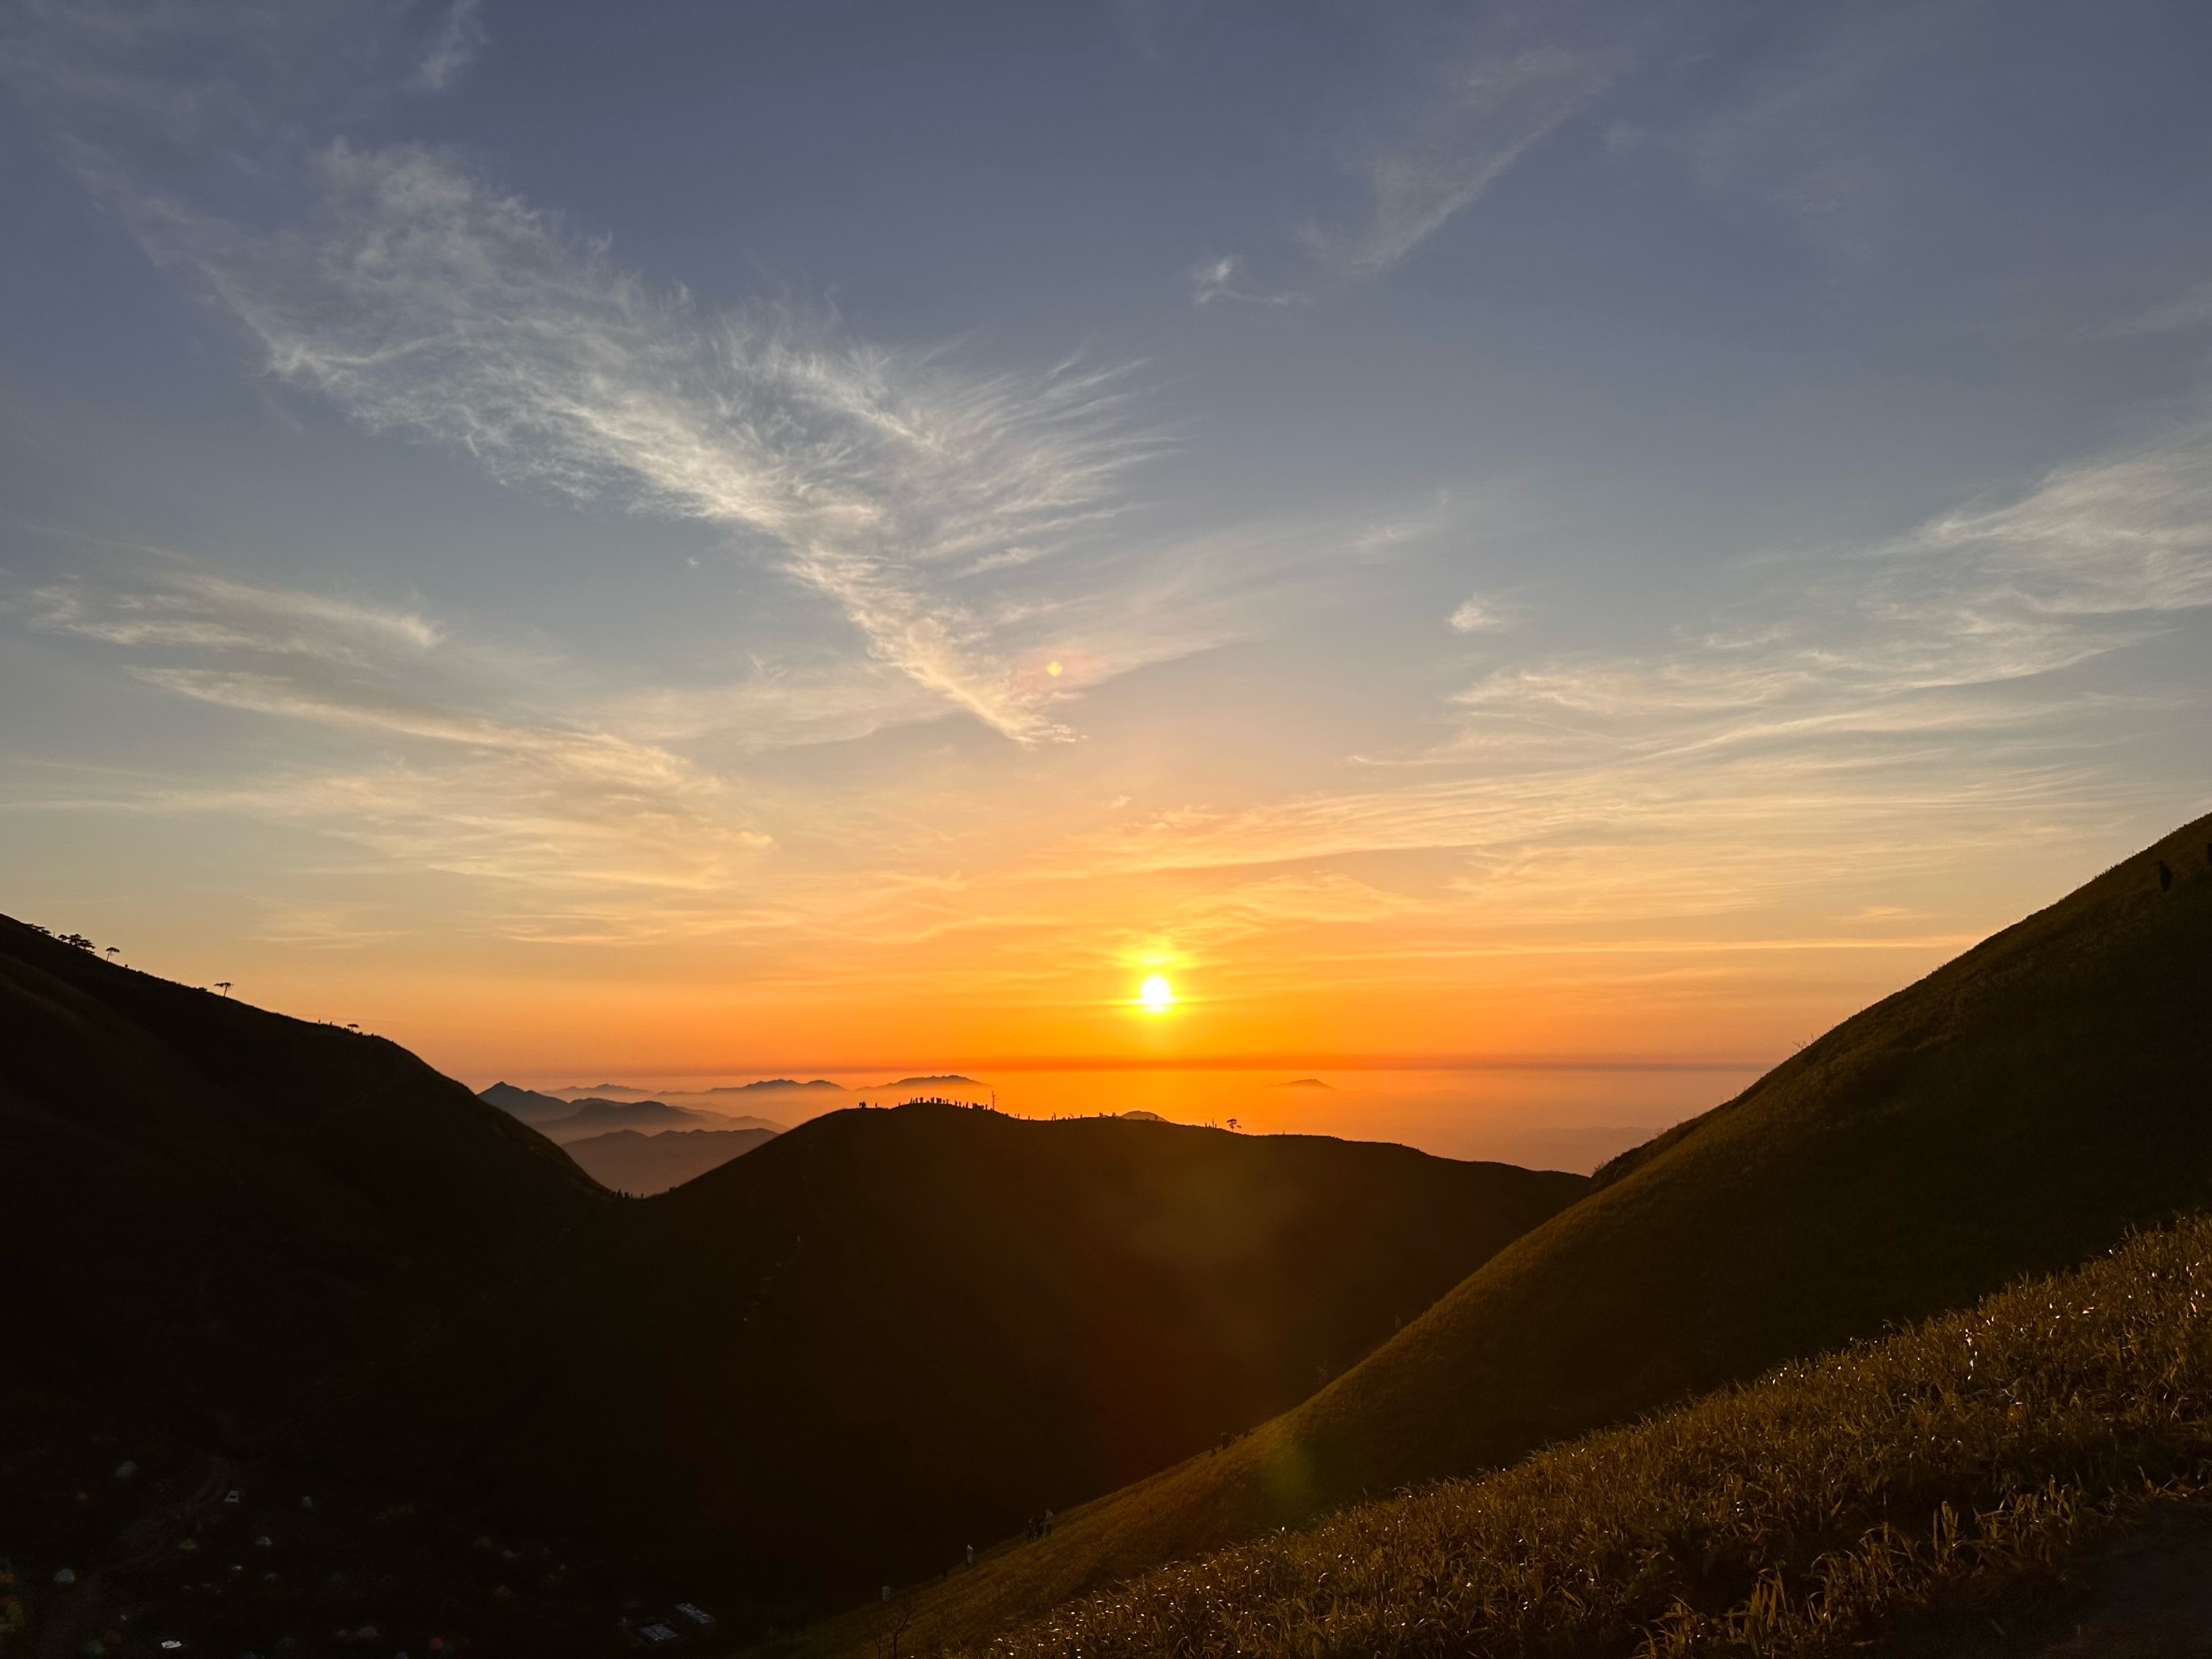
[0,915,605,1455]
[453,1102,1584,1608]
[805,812,2212,1656]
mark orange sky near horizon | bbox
[8,0,2212,1167]
[49,812,2081,1097]
[13,723,2194,1163]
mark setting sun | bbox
[1138,974,1175,1011]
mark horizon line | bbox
[500,1052,1782,1085]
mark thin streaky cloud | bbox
[1450,595,1510,633]
[7,6,1168,744]
[1189,256,1306,310]
[194,143,1153,740]
[410,0,487,93]
[2088,277,2212,340]
[1307,38,1622,281]
[15,557,773,917]
[20,567,441,659]
[1048,421,2212,932]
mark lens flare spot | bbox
[1047,660,1064,677]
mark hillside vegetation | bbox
[808,813,2212,1654]
[971,1214,2212,1659]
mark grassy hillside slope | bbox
[972,1213,2212,1659]
[466,1102,1585,1606]
[813,812,2212,1654]
[0,914,604,1451]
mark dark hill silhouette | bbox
[711,1078,845,1094]
[823,812,2212,1656]
[447,1103,1583,1606]
[562,1124,780,1194]
[0,916,1582,1626]
[0,916,603,1455]
[480,1079,575,1124]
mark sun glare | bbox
[1138,974,1175,1011]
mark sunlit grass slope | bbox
[802,812,2212,1654]
[976,1214,2212,1658]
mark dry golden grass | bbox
[967,1215,2212,1659]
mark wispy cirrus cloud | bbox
[1449,594,1512,633]
[1189,6,1637,303]
[2092,277,2212,340]
[1057,423,2212,930]
[1441,426,2212,766]
[15,558,769,915]
[1306,40,1621,281]
[6,1,1167,744]
[23,564,440,659]
[1189,255,1305,310]
[191,143,1152,741]
[409,0,486,94]
[1151,871,1420,949]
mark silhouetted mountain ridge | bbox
[438,1102,1584,1604]
[480,1080,574,1124]
[0,916,603,1452]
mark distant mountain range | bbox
[536,1097,715,1141]
[478,1080,578,1124]
[541,1074,980,1099]
[552,1077,843,1101]
[478,1082,784,1144]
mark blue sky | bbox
[2,0,2210,1102]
